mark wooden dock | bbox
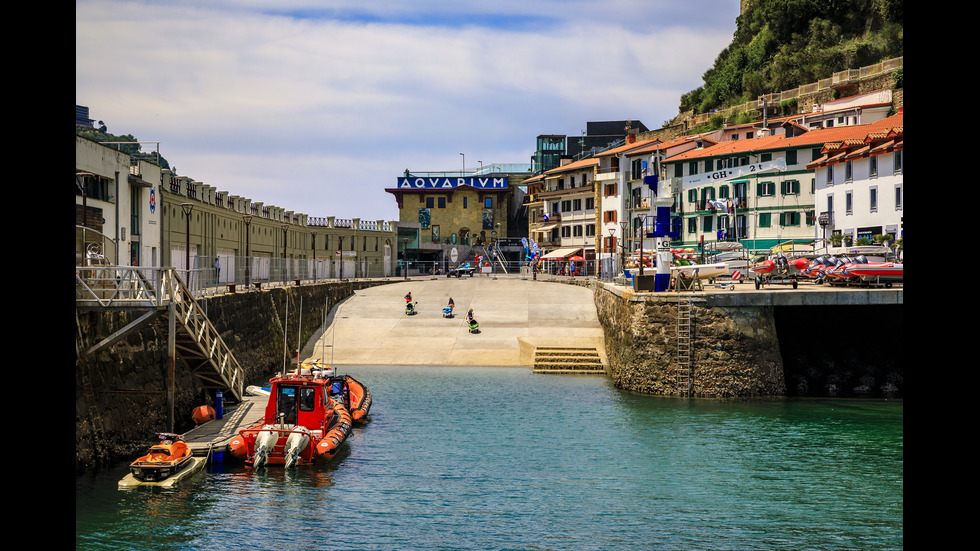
[183,394,266,457]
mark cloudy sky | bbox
[76,0,739,222]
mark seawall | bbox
[592,281,903,398]
[75,280,391,473]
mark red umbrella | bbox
[569,255,585,261]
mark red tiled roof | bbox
[595,138,660,157]
[542,157,598,176]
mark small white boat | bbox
[670,262,728,280]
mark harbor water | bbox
[76,365,903,550]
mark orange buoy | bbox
[192,405,216,425]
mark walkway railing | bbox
[76,266,244,401]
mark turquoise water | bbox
[76,366,903,550]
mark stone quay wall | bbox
[589,281,903,398]
[592,284,785,397]
[75,280,390,473]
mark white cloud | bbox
[77,0,738,220]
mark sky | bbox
[76,0,740,222]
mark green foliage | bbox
[77,129,172,171]
[684,0,904,114]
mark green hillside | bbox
[681,0,903,115]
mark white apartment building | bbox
[807,109,903,250]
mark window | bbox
[463,197,467,208]
[561,225,571,238]
[827,166,834,185]
[573,225,583,237]
[687,217,697,233]
[870,187,878,212]
[719,185,729,199]
[782,180,800,195]
[870,156,878,178]
[300,387,316,412]
[604,183,618,197]
[759,213,772,228]
[585,224,595,237]
[845,191,853,214]
[438,197,446,208]
[780,212,800,226]
[761,153,772,162]
[894,184,902,210]
[561,200,571,212]
[484,197,493,209]
[426,197,434,208]
[703,216,713,232]
[787,150,797,165]
[894,150,903,173]
[688,189,698,203]
[845,161,853,181]
[572,199,582,211]
[757,181,775,197]
[585,197,594,210]
[603,210,617,223]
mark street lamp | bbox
[311,230,317,282]
[338,236,345,280]
[181,203,194,283]
[281,223,288,283]
[619,221,628,280]
[460,153,464,176]
[402,237,409,280]
[243,213,252,288]
[608,228,616,281]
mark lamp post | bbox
[460,153,464,176]
[243,213,252,288]
[636,215,645,277]
[619,220,628,280]
[181,203,194,283]
[338,236,345,281]
[281,223,288,284]
[402,237,409,280]
[311,230,317,282]
[608,228,616,281]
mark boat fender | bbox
[192,405,216,425]
[228,437,248,460]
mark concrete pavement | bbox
[303,275,604,367]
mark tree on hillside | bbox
[680,0,903,115]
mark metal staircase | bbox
[76,267,244,402]
[675,296,693,396]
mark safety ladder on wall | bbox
[676,296,693,396]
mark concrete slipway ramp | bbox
[304,276,605,367]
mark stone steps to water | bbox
[532,346,605,374]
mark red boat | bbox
[844,261,903,287]
[229,371,355,468]
[341,375,373,425]
[750,253,810,289]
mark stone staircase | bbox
[532,346,605,375]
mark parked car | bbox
[447,263,476,278]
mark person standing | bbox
[214,257,221,283]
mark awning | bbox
[541,247,582,260]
